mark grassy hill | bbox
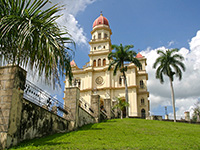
[11,119,200,150]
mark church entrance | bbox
[141,109,146,119]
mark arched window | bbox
[103,58,106,66]
[98,33,101,39]
[119,76,124,85]
[141,109,146,119]
[93,60,96,67]
[140,80,144,88]
[93,35,95,40]
[98,59,101,66]
[94,47,96,50]
[141,98,145,105]
[139,65,142,70]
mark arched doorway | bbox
[141,109,146,119]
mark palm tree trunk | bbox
[122,71,129,118]
[169,77,176,122]
[121,110,123,119]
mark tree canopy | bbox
[153,48,185,83]
[0,0,75,87]
[108,44,141,76]
[108,44,141,117]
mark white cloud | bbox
[56,0,95,16]
[55,0,96,46]
[57,14,88,47]
[141,30,200,120]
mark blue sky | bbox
[29,0,200,119]
[73,0,200,67]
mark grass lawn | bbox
[10,119,200,150]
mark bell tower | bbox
[89,13,112,67]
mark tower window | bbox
[139,65,142,70]
[103,46,105,49]
[104,33,108,39]
[93,60,96,67]
[98,59,101,66]
[98,33,101,39]
[141,98,145,105]
[103,59,106,66]
[93,35,95,40]
[140,80,144,88]
[94,47,96,50]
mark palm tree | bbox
[108,44,141,118]
[113,97,129,119]
[0,0,74,87]
[153,48,185,122]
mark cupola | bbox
[136,53,143,58]
[92,13,110,29]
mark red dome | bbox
[70,60,76,67]
[93,14,109,28]
[136,53,143,58]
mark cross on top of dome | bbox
[92,12,109,28]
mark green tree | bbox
[108,44,141,118]
[192,101,200,122]
[113,97,129,119]
[153,49,185,122]
[0,0,74,87]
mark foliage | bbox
[108,44,141,117]
[153,48,185,122]
[192,101,200,122]
[153,48,185,83]
[113,97,129,119]
[11,119,200,150]
[108,44,141,76]
[0,0,75,87]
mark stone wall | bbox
[0,66,26,149]
[0,66,72,149]
[78,107,96,127]
[19,99,71,141]
[5,98,72,148]
[100,110,107,122]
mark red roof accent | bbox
[70,60,76,67]
[93,14,109,28]
[136,53,143,58]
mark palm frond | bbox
[0,0,75,88]
[153,48,185,83]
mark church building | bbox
[64,14,150,118]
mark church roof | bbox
[136,53,143,58]
[92,13,109,28]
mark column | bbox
[104,99,111,119]
[0,66,26,149]
[91,94,100,123]
[64,87,80,129]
